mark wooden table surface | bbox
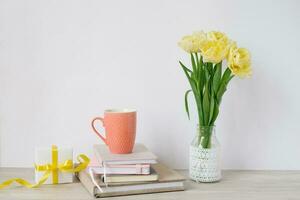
[0,168,300,200]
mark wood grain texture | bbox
[1,168,300,200]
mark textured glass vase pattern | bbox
[189,125,221,182]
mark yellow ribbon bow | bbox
[0,145,90,189]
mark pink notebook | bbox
[87,157,151,175]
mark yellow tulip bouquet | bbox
[178,31,252,148]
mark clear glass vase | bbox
[189,125,221,182]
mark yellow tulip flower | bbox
[200,31,232,63]
[227,45,252,78]
[178,35,202,53]
[178,31,233,63]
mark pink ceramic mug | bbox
[91,109,136,154]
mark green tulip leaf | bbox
[213,62,222,92]
[203,83,210,125]
[184,89,192,120]
[210,101,219,125]
[190,53,197,73]
[208,91,215,124]
[179,61,192,74]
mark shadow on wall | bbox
[220,65,286,169]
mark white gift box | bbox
[35,146,73,184]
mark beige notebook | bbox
[77,163,185,198]
[102,167,158,184]
[93,143,157,165]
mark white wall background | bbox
[0,0,300,169]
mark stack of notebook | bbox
[77,143,185,198]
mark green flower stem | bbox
[199,128,213,148]
[180,54,233,149]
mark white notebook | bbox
[93,143,157,165]
[88,165,151,175]
[101,167,158,184]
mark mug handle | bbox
[91,117,107,145]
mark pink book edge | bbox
[89,157,150,168]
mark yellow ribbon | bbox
[52,145,58,184]
[0,145,90,189]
